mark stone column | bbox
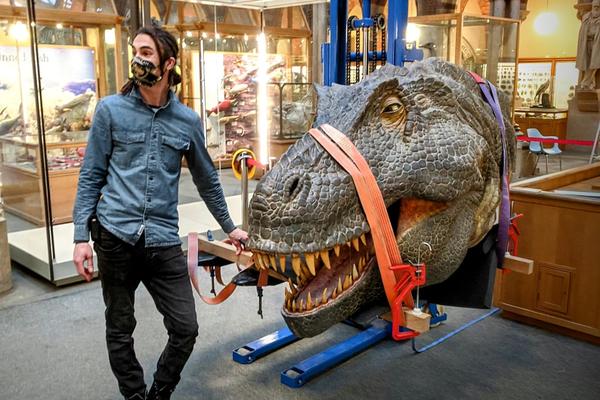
[311,3,329,85]
[486,0,506,85]
[0,206,12,294]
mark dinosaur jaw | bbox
[254,233,376,315]
[249,198,452,337]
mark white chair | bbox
[527,128,562,174]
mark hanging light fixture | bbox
[534,0,559,36]
[9,21,28,41]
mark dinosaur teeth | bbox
[292,299,297,312]
[322,288,328,304]
[360,233,367,246]
[299,299,305,312]
[292,254,301,276]
[332,287,338,299]
[262,254,271,270]
[352,238,360,251]
[337,277,343,294]
[343,274,352,290]
[269,255,276,270]
[279,256,286,273]
[314,294,321,308]
[320,250,331,269]
[287,279,297,294]
[334,245,341,257]
[358,258,366,273]
[307,292,313,309]
[284,287,292,300]
[305,253,316,276]
[254,254,265,269]
[352,264,359,280]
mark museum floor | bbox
[1,152,599,400]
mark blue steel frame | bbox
[280,319,391,388]
[232,327,299,364]
[323,0,422,86]
[232,306,499,388]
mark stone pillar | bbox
[311,3,329,85]
[0,207,12,294]
[486,0,506,84]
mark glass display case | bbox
[0,131,87,225]
[407,4,521,106]
[514,108,568,149]
[0,0,123,284]
[516,59,578,109]
[165,1,312,163]
[0,1,122,228]
[516,61,552,107]
[514,58,577,148]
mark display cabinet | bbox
[0,131,87,225]
[494,163,600,343]
[165,2,312,163]
[516,58,578,109]
[514,107,568,149]
[407,10,521,106]
[0,2,122,229]
[0,0,124,284]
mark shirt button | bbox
[149,177,154,181]
[150,156,155,160]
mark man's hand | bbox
[73,242,94,282]
[228,228,249,255]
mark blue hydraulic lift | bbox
[322,0,423,86]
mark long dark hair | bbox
[120,25,182,94]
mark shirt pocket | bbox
[112,130,146,168]
[161,134,190,173]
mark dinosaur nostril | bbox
[285,175,302,200]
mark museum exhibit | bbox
[0,1,598,399]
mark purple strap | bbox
[473,79,511,268]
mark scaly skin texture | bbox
[247,59,515,337]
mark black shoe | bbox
[147,382,175,400]
[125,393,146,400]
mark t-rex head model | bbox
[247,58,515,337]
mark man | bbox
[72,25,248,400]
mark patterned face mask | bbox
[130,56,163,87]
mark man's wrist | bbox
[222,218,236,235]
[74,240,89,244]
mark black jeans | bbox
[94,224,198,398]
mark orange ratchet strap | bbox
[309,124,418,337]
[187,232,268,305]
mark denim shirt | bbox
[73,87,236,247]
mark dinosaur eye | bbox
[381,96,406,127]
[383,103,402,114]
